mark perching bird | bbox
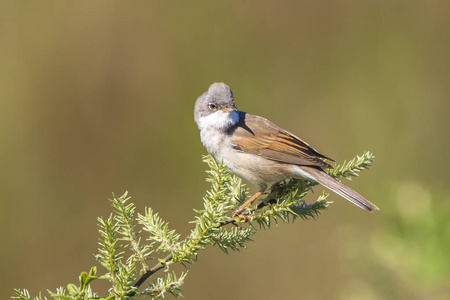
[194,82,379,216]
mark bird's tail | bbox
[303,167,380,212]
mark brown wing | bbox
[229,112,334,169]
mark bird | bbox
[194,82,379,217]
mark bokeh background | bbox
[1,1,449,299]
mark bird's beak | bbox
[221,106,237,113]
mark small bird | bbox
[194,82,379,217]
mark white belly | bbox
[200,128,317,189]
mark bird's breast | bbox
[200,127,227,158]
[218,146,294,189]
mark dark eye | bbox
[208,103,217,110]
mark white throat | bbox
[197,111,239,131]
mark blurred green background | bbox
[1,1,449,299]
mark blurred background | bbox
[1,1,449,299]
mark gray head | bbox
[194,82,239,130]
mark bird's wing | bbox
[229,113,334,169]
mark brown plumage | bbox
[229,112,334,169]
[226,112,379,213]
[194,82,380,216]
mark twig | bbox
[132,253,173,290]
[132,215,241,291]
[131,191,293,290]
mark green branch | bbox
[12,152,375,300]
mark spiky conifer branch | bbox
[12,152,375,300]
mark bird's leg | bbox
[256,182,283,210]
[232,189,266,218]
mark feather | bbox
[229,112,333,169]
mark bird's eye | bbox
[208,103,217,110]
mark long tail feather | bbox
[302,167,380,212]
